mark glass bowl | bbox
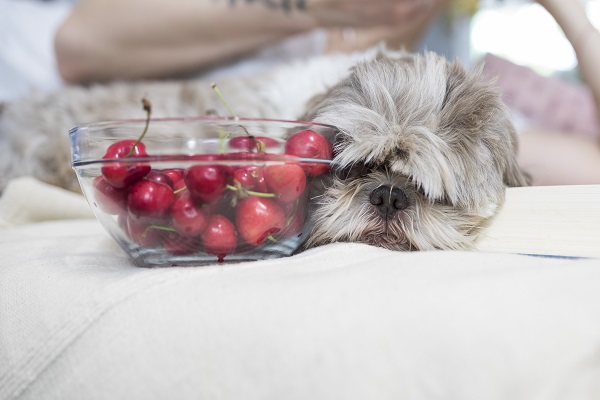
[70,117,336,267]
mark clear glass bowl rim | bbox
[68,115,337,133]
[70,116,337,167]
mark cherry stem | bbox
[217,126,231,154]
[226,184,277,198]
[141,224,175,239]
[211,82,252,139]
[211,82,237,119]
[173,186,187,195]
[210,83,235,153]
[284,200,299,226]
[126,98,152,157]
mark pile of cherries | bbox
[93,127,332,262]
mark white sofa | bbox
[1,177,599,400]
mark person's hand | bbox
[305,0,438,28]
[321,0,448,54]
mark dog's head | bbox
[302,48,529,251]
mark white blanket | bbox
[1,177,599,399]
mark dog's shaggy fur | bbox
[0,46,528,251]
[302,50,529,250]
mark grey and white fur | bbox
[0,45,529,251]
[302,48,529,250]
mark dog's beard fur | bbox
[0,46,528,251]
[302,49,529,251]
[307,171,491,251]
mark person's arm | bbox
[325,0,450,54]
[54,0,317,83]
[54,0,437,84]
[537,0,600,128]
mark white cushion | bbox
[1,178,600,399]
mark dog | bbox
[0,46,528,251]
[301,49,529,251]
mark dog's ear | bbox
[451,57,531,184]
[465,58,531,188]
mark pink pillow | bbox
[481,53,599,140]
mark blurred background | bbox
[0,0,599,101]
[424,0,600,79]
[472,0,600,78]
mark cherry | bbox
[145,170,174,189]
[201,214,238,258]
[190,154,237,176]
[232,167,255,188]
[93,176,128,215]
[262,163,306,203]
[228,136,280,152]
[184,165,228,204]
[126,216,166,247]
[127,179,175,219]
[101,97,154,188]
[101,140,151,188]
[285,129,332,176]
[203,189,237,221]
[163,231,199,255]
[173,178,187,192]
[236,196,285,246]
[171,191,208,237]
[162,168,185,186]
[232,166,268,192]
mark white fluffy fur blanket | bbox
[0,50,375,193]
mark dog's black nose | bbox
[369,185,409,216]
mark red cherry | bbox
[236,196,285,246]
[184,165,228,204]
[203,190,237,221]
[126,216,166,247]
[262,163,306,203]
[285,129,332,176]
[232,167,254,188]
[173,178,187,192]
[229,136,280,151]
[232,166,268,192]
[145,170,174,188]
[171,191,208,237]
[162,168,184,186]
[201,215,238,258]
[163,231,199,255]
[93,176,128,215]
[101,139,151,188]
[189,154,236,176]
[128,179,175,219]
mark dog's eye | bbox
[333,162,371,180]
[414,184,451,205]
[333,133,351,153]
[395,148,409,161]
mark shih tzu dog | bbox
[0,46,528,251]
[302,49,529,251]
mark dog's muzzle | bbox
[369,185,409,218]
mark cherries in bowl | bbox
[69,116,335,267]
